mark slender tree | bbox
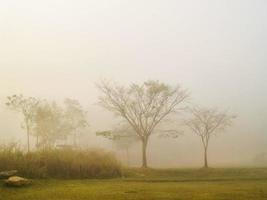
[185,106,235,168]
[6,94,39,152]
[97,80,189,168]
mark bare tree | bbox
[185,107,235,168]
[97,80,189,168]
[6,94,39,152]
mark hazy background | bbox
[0,0,267,167]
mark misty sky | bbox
[0,0,267,167]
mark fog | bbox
[0,0,267,167]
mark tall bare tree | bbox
[97,80,189,168]
[185,107,235,168]
[6,94,39,152]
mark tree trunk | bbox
[36,135,39,148]
[141,139,148,168]
[73,132,77,147]
[204,147,208,168]
[126,147,130,166]
[26,125,30,153]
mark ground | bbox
[1,168,267,200]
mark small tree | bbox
[96,124,139,166]
[97,80,189,168]
[63,98,88,147]
[6,94,39,152]
[185,107,235,168]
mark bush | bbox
[0,144,122,178]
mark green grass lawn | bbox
[1,168,267,200]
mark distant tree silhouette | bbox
[185,106,235,168]
[96,123,139,166]
[63,98,88,147]
[6,94,39,152]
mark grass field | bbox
[1,168,267,200]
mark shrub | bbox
[0,144,122,178]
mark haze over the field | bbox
[0,0,266,167]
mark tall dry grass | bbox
[0,143,122,178]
